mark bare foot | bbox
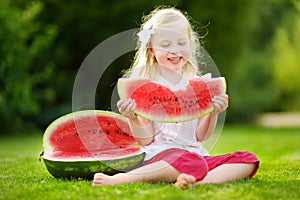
[174,173,196,189]
[92,173,120,186]
[92,172,143,186]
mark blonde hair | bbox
[125,7,202,79]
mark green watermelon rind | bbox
[117,77,227,123]
[41,151,145,179]
[134,107,215,123]
[42,110,145,179]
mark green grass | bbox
[1,125,299,200]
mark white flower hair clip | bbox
[137,25,155,48]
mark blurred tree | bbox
[230,0,298,122]
[224,0,279,122]
[191,0,295,122]
[37,0,186,124]
[2,0,297,133]
[271,0,300,111]
[182,0,259,77]
[33,0,297,124]
[0,0,57,133]
[182,0,278,122]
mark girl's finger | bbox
[213,95,228,107]
[124,99,136,113]
[212,102,221,114]
[117,99,126,109]
[212,98,226,109]
[212,94,229,114]
[213,94,228,102]
[117,99,130,113]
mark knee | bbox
[194,156,209,171]
[234,151,260,163]
[195,158,209,180]
[182,151,209,180]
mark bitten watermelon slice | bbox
[40,110,145,179]
[117,77,226,122]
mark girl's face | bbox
[150,23,191,73]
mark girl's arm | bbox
[117,99,154,146]
[196,94,228,142]
[196,113,218,142]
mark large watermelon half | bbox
[117,77,226,122]
[40,110,145,179]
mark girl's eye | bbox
[160,43,170,48]
[159,41,170,48]
[178,40,187,46]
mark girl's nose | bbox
[169,49,182,56]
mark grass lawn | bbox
[0,125,299,200]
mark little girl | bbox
[92,7,259,188]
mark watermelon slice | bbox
[117,77,226,122]
[40,110,145,179]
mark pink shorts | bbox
[144,148,260,181]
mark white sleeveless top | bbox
[141,74,210,160]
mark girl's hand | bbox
[117,98,137,118]
[212,94,229,115]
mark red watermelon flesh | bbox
[43,111,140,159]
[41,110,145,178]
[117,77,226,122]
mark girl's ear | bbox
[147,46,154,57]
[148,47,153,53]
[148,42,153,53]
[147,47,157,63]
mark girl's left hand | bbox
[212,94,229,115]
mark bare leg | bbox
[92,160,180,186]
[175,163,257,187]
[197,163,257,184]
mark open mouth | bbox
[168,57,182,64]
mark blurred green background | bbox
[1,0,299,134]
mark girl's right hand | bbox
[117,98,137,118]
[211,94,229,115]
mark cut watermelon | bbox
[40,110,145,179]
[117,77,226,122]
